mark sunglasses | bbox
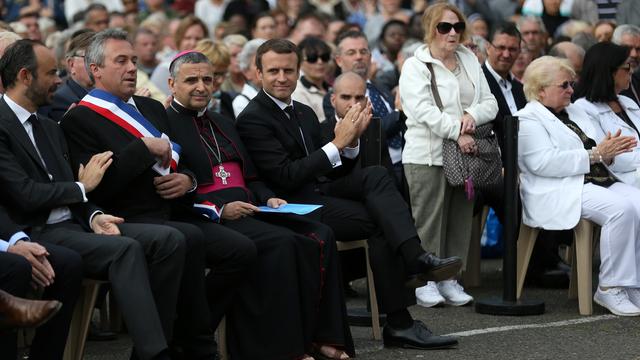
[436,22,466,35]
[305,53,331,63]
[556,81,575,90]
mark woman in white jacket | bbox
[399,2,498,308]
[573,42,640,188]
[518,56,640,316]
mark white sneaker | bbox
[624,288,640,308]
[416,281,445,307]
[594,287,640,316]
[437,280,474,306]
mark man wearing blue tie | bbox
[323,31,408,195]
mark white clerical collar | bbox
[485,61,513,87]
[174,98,206,117]
[264,90,292,110]
[4,94,35,126]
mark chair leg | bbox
[516,224,539,299]
[568,241,578,300]
[573,220,594,315]
[218,317,228,360]
[463,207,488,287]
[364,244,381,340]
[64,280,101,360]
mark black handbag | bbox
[425,62,502,198]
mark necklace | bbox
[199,118,231,185]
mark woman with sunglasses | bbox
[292,36,332,122]
[517,55,640,316]
[574,42,640,188]
[399,2,497,308]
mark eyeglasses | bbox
[555,81,575,90]
[305,53,331,63]
[436,22,466,35]
[490,43,520,54]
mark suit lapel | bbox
[0,98,49,175]
[256,91,308,153]
[482,64,513,116]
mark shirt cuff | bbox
[341,140,360,159]
[76,182,88,202]
[322,142,342,168]
[89,211,104,227]
[0,231,30,252]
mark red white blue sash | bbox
[78,89,181,175]
[193,201,221,222]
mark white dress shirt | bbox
[264,92,359,169]
[485,61,519,115]
[0,231,29,252]
[4,94,88,225]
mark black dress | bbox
[166,100,354,360]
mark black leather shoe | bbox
[405,253,462,288]
[383,320,458,349]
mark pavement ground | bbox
[78,259,640,360]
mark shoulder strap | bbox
[425,62,444,111]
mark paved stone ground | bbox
[77,259,640,360]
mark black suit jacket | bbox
[482,64,526,158]
[47,78,88,123]
[165,101,275,210]
[322,83,405,141]
[236,90,357,197]
[0,97,99,231]
[620,71,640,106]
[0,204,26,241]
[61,94,193,220]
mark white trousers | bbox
[582,182,640,287]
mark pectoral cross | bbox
[215,165,231,185]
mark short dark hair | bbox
[169,51,212,78]
[379,19,408,42]
[0,39,39,89]
[255,39,301,71]
[491,22,521,43]
[574,42,630,102]
[298,36,331,58]
[335,30,367,49]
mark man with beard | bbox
[61,29,256,359]
[0,39,186,360]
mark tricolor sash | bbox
[193,201,221,222]
[78,89,181,175]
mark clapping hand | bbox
[78,151,113,192]
[596,129,637,164]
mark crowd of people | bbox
[2,0,640,359]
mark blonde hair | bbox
[195,39,230,67]
[522,56,575,102]
[421,2,469,44]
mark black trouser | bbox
[39,222,184,360]
[0,243,82,360]
[295,165,417,313]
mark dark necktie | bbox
[284,105,309,155]
[29,114,64,180]
[367,83,402,149]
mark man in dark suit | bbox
[613,24,640,105]
[322,31,406,191]
[0,39,186,360]
[0,204,82,360]
[237,39,461,350]
[61,29,255,359]
[42,30,95,122]
[482,22,527,160]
